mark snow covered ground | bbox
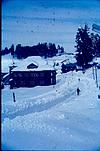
[2,64,100,150]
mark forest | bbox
[1,43,64,59]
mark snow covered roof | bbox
[51,54,76,64]
[12,56,54,71]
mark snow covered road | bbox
[2,73,78,120]
[2,69,100,150]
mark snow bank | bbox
[2,68,100,150]
[2,72,78,120]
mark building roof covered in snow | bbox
[12,56,54,71]
[49,54,76,64]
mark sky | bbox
[2,0,100,52]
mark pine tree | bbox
[75,25,94,67]
[10,44,14,57]
[1,47,10,55]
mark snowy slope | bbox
[2,68,100,150]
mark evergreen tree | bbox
[15,44,22,59]
[60,46,64,54]
[1,47,10,55]
[9,44,14,57]
[75,25,94,67]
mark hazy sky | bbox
[2,0,100,52]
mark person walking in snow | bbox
[77,88,80,95]
[78,78,80,82]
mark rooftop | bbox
[12,56,54,71]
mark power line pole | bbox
[92,65,95,80]
[95,65,98,88]
[93,62,98,88]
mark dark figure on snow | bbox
[77,88,80,95]
[13,92,16,102]
[78,78,80,82]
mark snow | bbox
[12,56,54,71]
[1,54,20,73]
[1,53,76,73]
[2,0,100,150]
[2,65,100,150]
[48,53,76,63]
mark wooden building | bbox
[9,57,56,89]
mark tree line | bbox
[1,43,64,59]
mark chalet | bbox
[9,56,56,89]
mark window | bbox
[13,73,17,77]
[27,63,38,69]
[18,73,23,77]
[33,73,39,77]
[51,77,53,84]
[51,72,53,76]
[40,72,44,77]
[30,73,34,77]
